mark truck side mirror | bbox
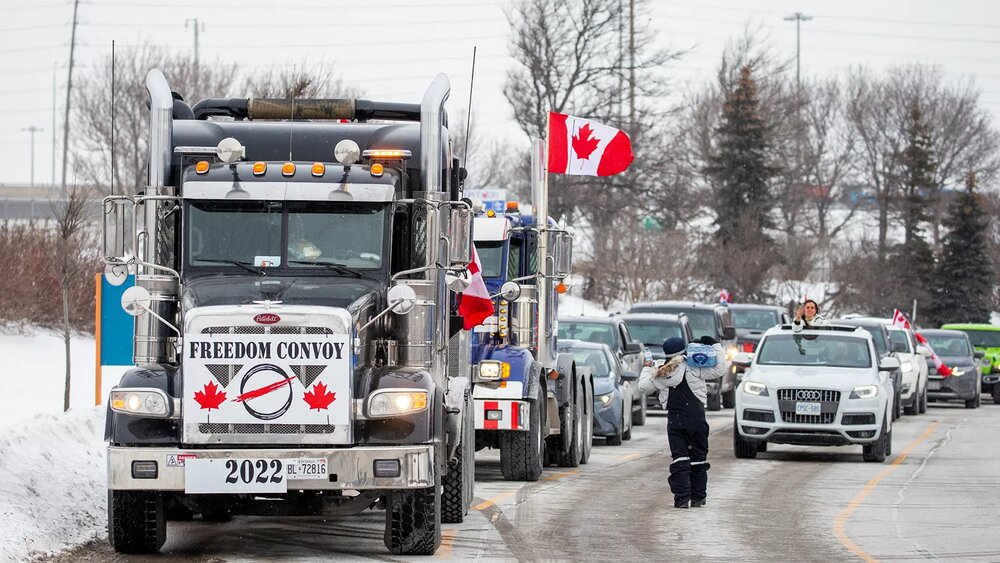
[103,196,134,265]
[121,285,151,317]
[722,326,736,340]
[448,205,473,266]
[388,284,417,315]
[499,281,521,302]
[554,232,572,277]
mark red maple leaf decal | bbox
[303,381,336,411]
[194,381,227,410]
[571,123,601,160]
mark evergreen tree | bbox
[705,65,778,244]
[927,173,993,325]
[898,103,936,245]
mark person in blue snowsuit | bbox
[638,336,729,508]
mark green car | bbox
[940,323,1000,403]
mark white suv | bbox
[733,324,897,463]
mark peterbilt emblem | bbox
[254,313,281,324]
[796,390,822,401]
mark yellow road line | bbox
[473,491,514,511]
[436,528,457,559]
[542,469,580,481]
[619,452,643,462]
[833,421,939,562]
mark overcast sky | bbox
[1,0,998,187]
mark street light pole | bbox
[783,12,813,88]
[22,126,44,186]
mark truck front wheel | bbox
[384,480,442,555]
[499,385,544,481]
[441,392,475,523]
[108,490,166,554]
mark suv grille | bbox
[777,388,841,425]
[780,412,836,424]
[777,389,841,402]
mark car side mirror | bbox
[916,345,932,358]
[621,370,639,382]
[878,357,900,371]
[624,341,642,354]
[722,327,736,340]
[974,350,986,359]
[733,352,754,368]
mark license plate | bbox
[286,458,328,480]
[795,402,822,415]
[927,380,941,391]
[185,458,288,494]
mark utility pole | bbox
[61,0,80,189]
[22,126,43,186]
[783,12,812,88]
[185,18,204,70]
[629,0,635,132]
[52,62,57,186]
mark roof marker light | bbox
[311,162,325,177]
[252,162,267,176]
[370,163,384,177]
[282,162,296,177]
[195,161,210,174]
[362,149,413,160]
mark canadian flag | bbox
[892,309,952,376]
[458,245,495,330]
[718,289,731,304]
[547,112,634,176]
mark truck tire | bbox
[707,389,721,411]
[441,393,474,523]
[108,490,166,554]
[633,398,647,426]
[384,479,441,555]
[733,417,758,459]
[558,382,585,467]
[722,387,736,409]
[862,420,888,463]
[499,385,544,481]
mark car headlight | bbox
[596,392,613,406]
[743,381,768,396]
[950,367,965,377]
[726,345,738,361]
[850,385,878,399]
[900,360,912,373]
[368,390,429,417]
[478,360,510,381]
[110,389,171,417]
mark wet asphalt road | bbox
[47,400,1000,562]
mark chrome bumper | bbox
[108,445,435,491]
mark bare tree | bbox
[50,184,97,412]
[242,61,360,99]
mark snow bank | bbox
[558,294,609,317]
[0,406,106,561]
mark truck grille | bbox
[199,423,337,435]
[202,326,334,335]
[777,389,841,402]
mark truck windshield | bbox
[756,334,872,368]
[186,200,387,271]
[476,241,504,278]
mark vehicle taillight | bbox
[742,342,755,353]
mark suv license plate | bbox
[185,458,288,494]
[795,402,821,416]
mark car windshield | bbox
[477,241,504,279]
[187,200,387,271]
[756,334,872,368]
[923,335,972,357]
[568,348,612,377]
[732,310,779,331]
[888,330,912,353]
[960,330,1000,349]
[625,321,683,348]
[635,307,716,340]
[559,322,617,348]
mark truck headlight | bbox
[596,392,613,406]
[368,389,429,417]
[850,385,878,399]
[110,389,171,417]
[478,360,510,381]
[743,381,768,396]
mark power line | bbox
[90,0,500,9]
[0,23,70,33]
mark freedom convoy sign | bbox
[182,332,352,432]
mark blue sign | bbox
[100,275,135,366]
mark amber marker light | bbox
[195,161,210,174]
[311,162,325,177]
[282,162,296,177]
[486,209,496,218]
[252,162,267,176]
[555,282,568,294]
[370,163,384,177]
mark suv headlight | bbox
[110,389,171,417]
[478,360,510,381]
[950,367,965,377]
[743,381,768,396]
[368,389,429,417]
[596,392,613,406]
[900,360,913,373]
[850,385,878,399]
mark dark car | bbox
[833,318,904,420]
[557,340,638,445]
[626,301,738,410]
[920,329,984,409]
[619,313,695,409]
[729,304,792,353]
[558,316,648,425]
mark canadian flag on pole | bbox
[547,111,634,176]
[458,245,495,330]
[892,309,952,376]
